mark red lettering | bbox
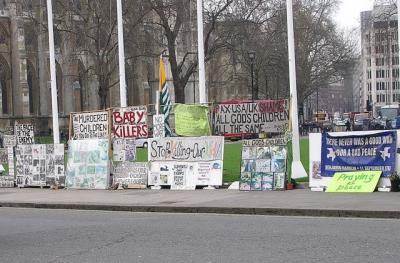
[113,112,123,124]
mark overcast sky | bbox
[335,0,375,30]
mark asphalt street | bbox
[0,208,399,263]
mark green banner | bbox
[174,104,211,136]
[326,171,382,193]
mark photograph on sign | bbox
[239,172,251,191]
[262,173,274,191]
[71,111,109,140]
[66,139,109,189]
[112,106,148,138]
[3,135,16,148]
[273,173,285,190]
[251,173,262,191]
[213,100,289,135]
[0,148,13,188]
[112,138,136,162]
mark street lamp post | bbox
[248,51,256,101]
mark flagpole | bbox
[117,0,127,107]
[197,0,207,104]
[286,0,307,179]
[46,0,60,144]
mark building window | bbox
[375,45,385,54]
[376,70,385,78]
[367,59,371,67]
[367,70,372,79]
[393,56,399,65]
[376,57,385,66]
[392,45,399,53]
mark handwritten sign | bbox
[174,104,211,136]
[15,124,34,145]
[113,162,148,188]
[71,111,109,140]
[112,106,148,138]
[326,171,382,193]
[148,136,224,162]
[213,100,289,135]
[153,114,165,139]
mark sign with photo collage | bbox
[112,138,136,162]
[66,139,110,189]
[0,148,14,188]
[15,144,65,187]
[240,138,287,191]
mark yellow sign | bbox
[326,171,382,193]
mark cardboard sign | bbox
[15,124,34,145]
[153,114,165,139]
[326,171,382,193]
[214,100,289,135]
[113,162,148,189]
[3,135,17,148]
[174,104,211,137]
[112,106,148,138]
[71,111,109,140]
[15,144,65,187]
[112,138,136,162]
[148,136,224,162]
[66,139,109,189]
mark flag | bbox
[159,57,172,136]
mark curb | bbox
[1,202,399,219]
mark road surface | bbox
[0,208,399,263]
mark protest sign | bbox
[0,148,13,188]
[15,124,34,145]
[66,139,109,189]
[240,138,287,191]
[113,162,148,188]
[213,100,289,135]
[326,171,382,193]
[71,111,109,140]
[148,136,224,162]
[153,114,165,139]
[148,136,224,188]
[112,138,136,162]
[321,131,396,177]
[15,144,65,187]
[3,135,16,148]
[174,104,211,137]
[112,106,148,138]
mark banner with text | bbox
[213,100,289,135]
[321,131,396,177]
[174,104,211,137]
[112,106,148,138]
[71,111,109,140]
[148,136,224,162]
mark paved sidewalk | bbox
[0,188,399,218]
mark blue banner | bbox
[321,131,397,177]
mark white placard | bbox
[15,124,34,145]
[71,111,109,140]
[153,114,165,139]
